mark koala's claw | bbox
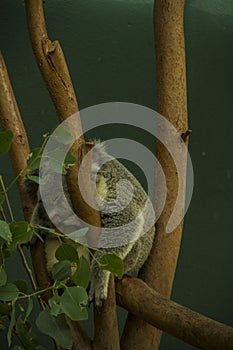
[88,283,108,309]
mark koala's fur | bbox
[25,141,155,307]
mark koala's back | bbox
[94,157,155,270]
[89,155,155,306]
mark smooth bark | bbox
[92,275,120,350]
[24,1,117,349]
[117,277,233,350]
[121,1,188,348]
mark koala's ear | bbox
[83,142,95,158]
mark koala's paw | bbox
[89,280,108,309]
[88,269,111,309]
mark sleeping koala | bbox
[25,141,155,307]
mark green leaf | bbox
[0,283,19,301]
[0,266,7,286]
[55,243,79,263]
[27,147,42,170]
[98,253,124,279]
[26,175,45,185]
[52,260,72,281]
[73,256,90,289]
[60,286,88,321]
[2,241,15,258]
[12,346,25,350]
[36,308,72,349]
[0,220,12,242]
[10,221,33,245]
[0,130,13,154]
[51,126,74,145]
[68,227,89,242]
[16,316,39,350]
[13,280,28,294]
[24,298,33,321]
[0,301,10,315]
[7,303,15,347]
[48,293,62,317]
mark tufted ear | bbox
[90,141,114,166]
[77,141,109,167]
[76,142,93,162]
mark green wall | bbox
[0,1,233,349]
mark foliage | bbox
[0,129,124,349]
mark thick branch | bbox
[67,142,102,247]
[0,53,33,222]
[117,277,233,350]
[121,1,188,348]
[153,1,188,289]
[65,317,91,350]
[24,2,91,347]
[24,0,79,123]
[24,2,116,349]
[24,0,102,251]
[92,275,120,350]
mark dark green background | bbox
[0,1,233,349]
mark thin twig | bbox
[0,176,8,221]
[17,285,53,300]
[17,244,46,310]
[0,176,14,222]
[0,53,46,310]
[181,129,192,142]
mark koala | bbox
[25,141,155,307]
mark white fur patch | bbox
[96,176,107,200]
[44,238,60,272]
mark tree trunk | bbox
[121,1,188,349]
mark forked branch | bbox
[24,1,116,349]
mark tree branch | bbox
[117,277,233,350]
[121,1,188,348]
[92,274,120,350]
[0,52,45,310]
[0,53,33,222]
[65,317,91,350]
[24,0,79,123]
[24,2,117,349]
[150,1,189,347]
[25,0,101,242]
